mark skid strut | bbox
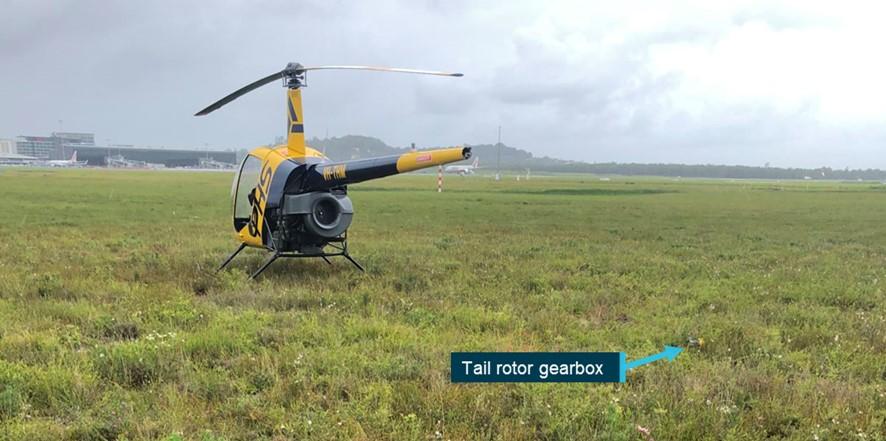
[217,243,246,272]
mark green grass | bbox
[0,168,883,440]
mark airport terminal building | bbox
[0,138,16,155]
[12,132,237,167]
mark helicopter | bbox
[195,62,470,279]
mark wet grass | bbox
[0,169,883,440]
[504,188,675,196]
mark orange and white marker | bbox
[437,165,443,192]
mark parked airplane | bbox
[47,151,87,167]
[105,154,164,169]
[444,157,479,175]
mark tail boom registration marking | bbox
[322,164,347,181]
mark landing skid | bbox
[249,248,365,279]
[216,239,365,280]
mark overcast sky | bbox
[2,0,885,168]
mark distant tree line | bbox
[307,136,886,180]
[554,163,886,180]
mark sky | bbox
[2,0,885,168]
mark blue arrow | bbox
[625,345,683,370]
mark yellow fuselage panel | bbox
[274,145,328,161]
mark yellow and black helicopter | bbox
[196,63,470,278]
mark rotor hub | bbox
[284,62,306,88]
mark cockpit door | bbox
[232,155,262,233]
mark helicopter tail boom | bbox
[303,146,471,191]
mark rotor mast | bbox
[282,63,308,157]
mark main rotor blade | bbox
[194,64,462,116]
[300,65,463,77]
[194,69,284,116]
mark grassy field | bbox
[0,168,883,440]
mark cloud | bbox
[1,0,885,167]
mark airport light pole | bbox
[495,125,501,181]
